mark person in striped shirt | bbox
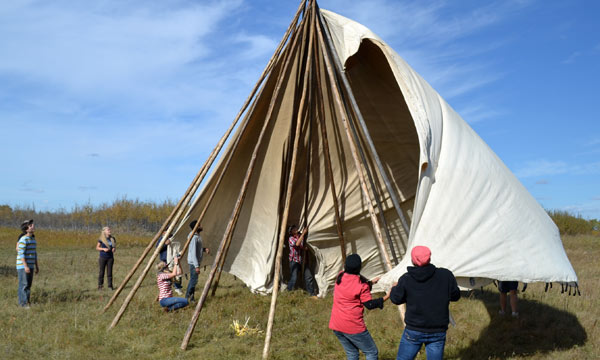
[16,219,38,308]
[286,225,316,297]
[156,255,189,312]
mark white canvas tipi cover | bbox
[173,8,577,296]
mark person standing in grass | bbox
[16,219,38,308]
[329,254,390,360]
[498,281,519,318]
[157,256,188,312]
[286,225,317,297]
[96,226,116,290]
[390,246,461,360]
[186,220,210,302]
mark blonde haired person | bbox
[95,226,116,290]
[156,256,188,312]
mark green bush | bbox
[547,210,597,236]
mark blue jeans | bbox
[333,330,379,360]
[17,268,33,306]
[186,264,198,300]
[287,261,316,295]
[159,297,189,311]
[396,328,447,360]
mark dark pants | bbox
[287,261,316,295]
[17,268,34,306]
[186,264,198,300]
[98,256,114,288]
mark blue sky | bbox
[1,0,598,219]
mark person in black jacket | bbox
[390,246,460,360]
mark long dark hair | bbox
[335,271,371,289]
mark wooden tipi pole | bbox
[313,42,346,261]
[263,6,316,359]
[180,5,310,350]
[317,8,408,321]
[318,7,410,253]
[103,0,306,319]
[314,6,393,271]
[209,1,316,300]
[102,168,199,313]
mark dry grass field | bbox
[1,227,598,359]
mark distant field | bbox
[1,227,598,359]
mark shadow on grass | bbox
[32,288,96,304]
[455,289,587,359]
[0,265,17,277]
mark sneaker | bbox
[174,288,184,296]
[498,310,505,315]
[21,305,30,309]
[98,286,103,291]
[511,312,519,318]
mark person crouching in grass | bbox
[156,256,189,312]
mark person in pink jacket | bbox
[329,254,390,360]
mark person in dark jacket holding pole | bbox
[390,246,460,360]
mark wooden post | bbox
[180,7,310,350]
[313,42,346,261]
[317,7,409,254]
[263,7,316,359]
[315,7,392,271]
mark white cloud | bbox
[561,202,600,220]
[457,104,502,124]
[515,160,569,178]
[233,33,279,61]
[0,0,245,114]
[562,51,582,64]
[515,159,600,178]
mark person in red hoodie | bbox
[390,246,461,360]
[329,254,390,360]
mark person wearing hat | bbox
[16,219,38,308]
[186,220,210,302]
[390,246,461,360]
[156,255,189,312]
[329,254,390,360]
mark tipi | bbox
[104,1,578,357]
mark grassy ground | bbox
[1,227,598,359]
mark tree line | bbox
[0,198,597,237]
[0,197,176,235]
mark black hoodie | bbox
[390,264,460,333]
